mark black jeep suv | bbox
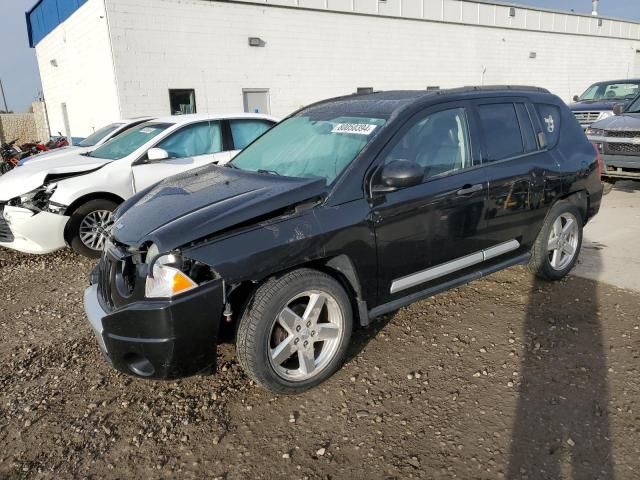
[85,87,603,393]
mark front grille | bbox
[0,206,14,243]
[97,254,116,312]
[573,111,601,124]
[605,142,640,155]
[605,130,640,138]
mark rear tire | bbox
[236,269,353,394]
[67,199,118,258]
[528,201,583,281]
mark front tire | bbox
[67,199,118,258]
[528,201,583,281]
[236,269,353,394]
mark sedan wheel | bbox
[79,210,114,251]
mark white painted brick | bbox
[35,0,640,134]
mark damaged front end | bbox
[86,238,224,378]
[1,183,69,254]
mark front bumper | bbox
[83,281,224,379]
[601,154,640,179]
[0,206,68,254]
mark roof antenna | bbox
[592,0,599,16]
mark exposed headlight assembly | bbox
[145,245,199,298]
[15,183,60,212]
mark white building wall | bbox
[34,0,120,137]
[105,0,640,120]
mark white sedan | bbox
[18,117,154,166]
[0,113,277,257]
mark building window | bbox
[169,89,196,115]
[243,89,271,114]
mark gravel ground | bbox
[0,247,638,479]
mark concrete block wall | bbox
[105,0,640,120]
[34,0,121,137]
[0,114,39,145]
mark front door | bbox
[132,120,228,192]
[372,104,488,304]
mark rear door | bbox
[371,102,488,304]
[132,120,227,191]
[473,98,559,250]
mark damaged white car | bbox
[0,113,277,258]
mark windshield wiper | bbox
[257,169,281,176]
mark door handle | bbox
[456,184,483,195]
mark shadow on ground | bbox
[508,249,614,479]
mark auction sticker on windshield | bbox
[331,123,378,135]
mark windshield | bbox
[230,114,386,185]
[625,95,640,113]
[579,82,640,101]
[77,123,123,147]
[89,122,172,160]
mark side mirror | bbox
[147,147,169,161]
[613,103,626,116]
[373,159,424,193]
[572,95,580,102]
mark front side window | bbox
[155,121,222,158]
[231,115,386,185]
[230,119,274,150]
[77,123,122,147]
[89,122,172,160]
[477,103,524,161]
[384,108,472,179]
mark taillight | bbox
[593,143,603,179]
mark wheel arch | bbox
[558,189,589,224]
[226,254,369,331]
[63,192,125,244]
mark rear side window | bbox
[477,103,524,161]
[230,119,274,150]
[535,104,562,148]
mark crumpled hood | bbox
[112,164,326,250]
[19,146,87,165]
[0,152,109,202]
[569,99,630,111]
[590,113,640,131]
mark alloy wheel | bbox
[79,210,114,251]
[267,290,344,382]
[547,212,579,271]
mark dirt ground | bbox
[0,246,638,479]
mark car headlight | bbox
[145,247,198,298]
[17,183,58,211]
[597,111,614,121]
[585,128,605,137]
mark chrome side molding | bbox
[390,239,520,294]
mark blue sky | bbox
[1,0,640,112]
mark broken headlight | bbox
[144,244,216,299]
[16,183,60,212]
[144,245,198,299]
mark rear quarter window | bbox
[535,104,562,148]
